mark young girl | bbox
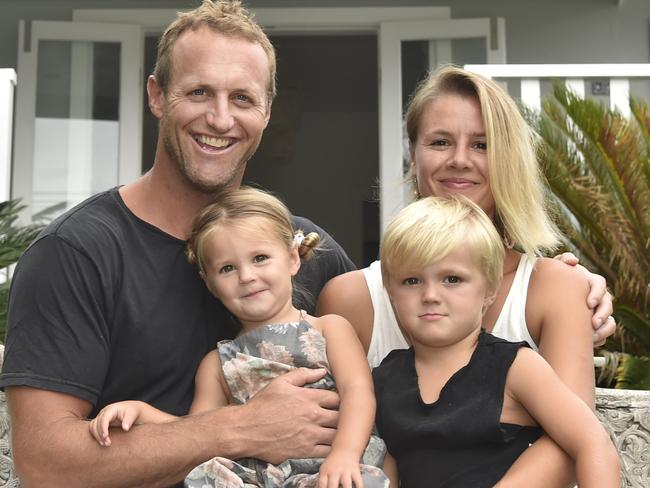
[373,195,618,488]
[89,187,388,488]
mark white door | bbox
[378,18,506,230]
[13,20,142,221]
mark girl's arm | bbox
[499,258,596,487]
[506,347,619,488]
[89,349,229,447]
[316,271,375,354]
[189,349,230,414]
[89,400,178,447]
[317,313,377,488]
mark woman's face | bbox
[411,94,495,218]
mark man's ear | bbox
[289,245,301,277]
[147,75,164,119]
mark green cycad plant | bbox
[0,200,43,342]
[525,83,650,389]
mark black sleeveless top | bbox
[372,331,543,488]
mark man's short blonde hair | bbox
[380,196,504,293]
[154,0,276,104]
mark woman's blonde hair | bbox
[154,0,276,106]
[380,196,504,294]
[186,187,319,275]
[405,65,560,255]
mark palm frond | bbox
[527,84,650,370]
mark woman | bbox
[317,66,614,487]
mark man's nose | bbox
[205,96,235,132]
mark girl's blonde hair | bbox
[380,196,504,294]
[186,187,319,275]
[405,65,560,256]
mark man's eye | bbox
[253,254,268,263]
[219,264,234,274]
[443,275,462,284]
[402,277,420,285]
[235,93,250,103]
[192,88,207,96]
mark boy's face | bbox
[386,245,495,349]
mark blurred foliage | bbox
[525,84,650,389]
[0,200,43,342]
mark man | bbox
[0,2,353,486]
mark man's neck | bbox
[119,164,235,240]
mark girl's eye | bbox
[219,264,235,274]
[443,275,462,285]
[253,254,269,263]
[402,277,420,286]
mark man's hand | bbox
[554,252,616,346]
[239,367,339,464]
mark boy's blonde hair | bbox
[405,65,561,256]
[380,196,504,293]
[186,187,319,274]
[154,0,276,106]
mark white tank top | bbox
[363,255,538,368]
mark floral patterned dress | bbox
[184,317,389,488]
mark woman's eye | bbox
[402,277,420,286]
[219,264,234,274]
[474,141,487,151]
[430,139,449,147]
[443,275,462,284]
[253,254,269,263]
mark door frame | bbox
[13,20,143,213]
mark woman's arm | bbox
[553,252,615,344]
[505,348,619,488]
[499,258,596,487]
[317,313,377,487]
[316,270,375,353]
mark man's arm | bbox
[9,368,339,488]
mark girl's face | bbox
[411,94,495,219]
[199,218,300,330]
[386,245,495,350]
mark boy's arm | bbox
[318,314,377,486]
[499,259,596,487]
[383,452,399,488]
[507,348,619,488]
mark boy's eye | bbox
[219,264,235,274]
[253,254,269,263]
[402,277,420,286]
[443,275,462,284]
